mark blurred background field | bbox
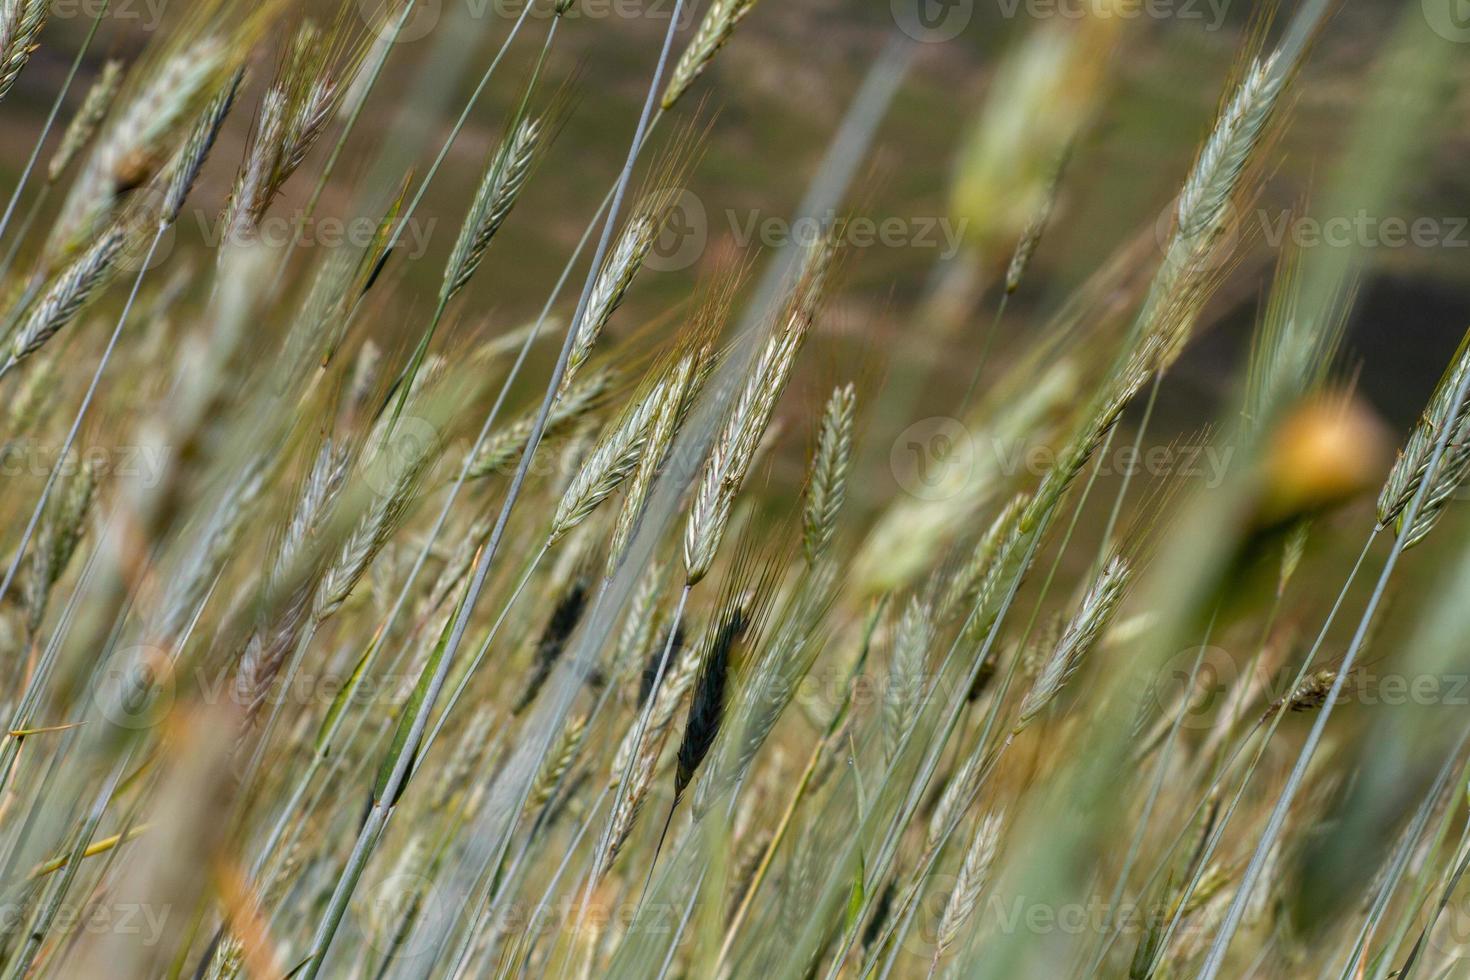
[7,0,1469,443]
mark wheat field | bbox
[0,0,1468,977]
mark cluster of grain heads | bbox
[1013,556,1130,731]
[684,244,830,585]
[661,0,759,110]
[3,226,124,372]
[21,455,96,637]
[558,203,664,398]
[443,116,543,303]
[46,60,124,184]
[607,313,722,569]
[49,35,231,256]
[802,383,856,567]
[0,0,46,103]
[220,19,348,245]
[7,1,1470,978]
[1377,328,1470,546]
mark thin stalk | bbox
[466,784,609,978]
[421,543,548,753]
[717,590,887,975]
[958,293,1009,416]
[266,0,421,296]
[0,548,95,798]
[1396,802,1470,980]
[0,183,48,281]
[3,761,125,979]
[717,715,828,968]
[579,584,691,915]
[654,872,703,980]
[1086,592,1285,970]
[0,0,111,246]
[1200,356,1470,977]
[0,223,166,608]
[1095,371,1161,567]
[1375,758,1470,979]
[1152,535,1378,966]
[1337,738,1467,980]
[1085,611,1218,975]
[823,527,1048,980]
[344,0,540,327]
[298,4,688,972]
